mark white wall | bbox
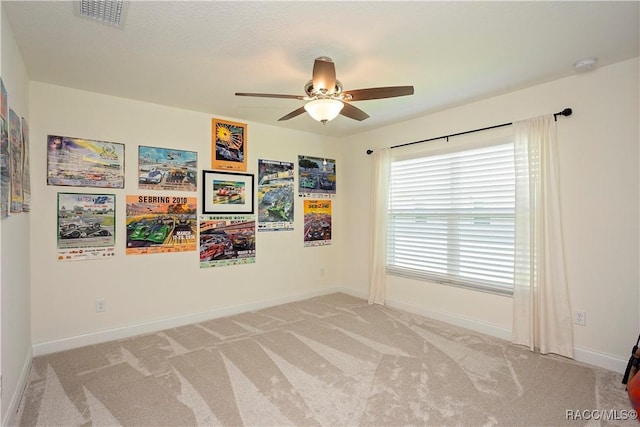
[341,58,640,371]
[29,82,344,352]
[0,5,31,425]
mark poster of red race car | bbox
[199,215,255,268]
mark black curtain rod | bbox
[366,108,572,155]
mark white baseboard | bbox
[573,346,627,374]
[339,289,628,374]
[3,347,32,427]
[382,297,513,341]
[32,287,343,357]
[31,286,628,374]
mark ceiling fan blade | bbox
[236,92,305,100]
[340,102,370,121]
[278,107,307,121]
[312,57,336,94]
[343,86,414,101]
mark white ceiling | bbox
[3,1,639,137]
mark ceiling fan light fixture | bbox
[304,99,344,123]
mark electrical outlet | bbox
[96,299,106,313]
[574,310,586,326]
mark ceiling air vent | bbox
[77,0,126,27]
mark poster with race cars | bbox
[303,199,332,247]
[257,159,294,232]
[211,118,247,172]
[199,215,255,268]
[126,195,197,255]
[57,193,116,261]
[47,134,125,188]
[0,78,6,120]
[298,155,336,198]
[138,146,197,192]
[9,109,23,213]
[0,117,8,218]
[21,117,30,212]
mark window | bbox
[387,142,515,295]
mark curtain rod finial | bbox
[555,108,572,117]
[553,108,572,121]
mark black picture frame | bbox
[202,170,254,214]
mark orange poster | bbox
[211,118,247,171]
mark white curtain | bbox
[368,148,391,305]
[512,115,574,358]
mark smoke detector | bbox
[574,58,598,73]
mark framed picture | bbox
[211,118,247,171]
[202,170,254,214]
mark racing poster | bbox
[21,117,30,212]
[138,146,197,192]
[303,199,332,247]
[57,193,116,261]
[126,195,197,255]
[298,155,336,198]
[47,134,125,188]
[211,118,247,172]
[9,109,23,213]
[0,78,6,120]
[200,215,255,268]
[257,159,294,232]
[0,117,8,218]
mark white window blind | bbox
[387,142,515,295]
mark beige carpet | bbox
[17,293,632,426]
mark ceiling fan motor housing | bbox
[305,79,343,99]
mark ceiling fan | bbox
[235,56,414,124]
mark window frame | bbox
[386,132,516,296]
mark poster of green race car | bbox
[298,155,336,198]
[57,193,116,261]
[257,159,294,232]
[126,194,197,255]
